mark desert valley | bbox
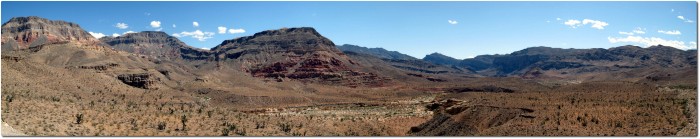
[0,16,697,136]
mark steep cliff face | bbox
[211,27,389,87]
[100,31,211,61]
[1,16,103,51]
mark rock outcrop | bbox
[100,31,211,61]
[411,99,535,136]
[117,73,160,89]
[1,16,103,51]
[212,27,389,87]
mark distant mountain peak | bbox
[337,44,417,60]
[423,52,460,66]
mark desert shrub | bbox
[5,94,14,103]
[235,129,247,136]
[181,115,188,131]
[157,122,166,130]
[670,85,696,90]
[614,121,623,128]
[130,119,138,131]
[75,113,83,124]
[221,128,230,136]
[278,122,292,133]
[255,122,266,129]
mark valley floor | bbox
[1,80,696,136]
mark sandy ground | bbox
[2,121,26,136]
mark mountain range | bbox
[1,16,697,136]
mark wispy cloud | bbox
[88,31,106,38]
[608,36,694,50]
[193,22,199,27]
[563,19,608,29]
[556,18,561,21]
[447,20,458,25]
[172,30,214,41]
[677,15,694,23]
[658,30,681,35]
[618,32,634,35]
[218,26,227,34]
[619,27,646,35]
[115,23,128,29]
[632,27,645,34]
[564,19,582,28]
[172,24,176,28]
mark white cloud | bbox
[556,18,562,21]
[150,21,161,28]
[564,19,582,28]
[618,27,646,36]
[447,20,458,25]
[690,42,697,48]
[218,26,227,34]
[677,15,694,23]
[618,31,634,35]
[172,24,176,28]
[608,36,694,50]
[115,23,128,29]
[88,31,106,38]
[123,31,136,35]
[658,30,681,35]
[563,19,608,29]
[582,19,608,29]
[112,33,120,37]
[172,30,214,41]
[632,27,645,34]
[228,28,245,34]
[193,22,199,27]
[546,20,551,23]
[671,9,675,12]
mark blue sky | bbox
[2,1,697,59]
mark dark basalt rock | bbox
[75,63,119,72]
[117,73,160,89]
[444,85,515,93]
